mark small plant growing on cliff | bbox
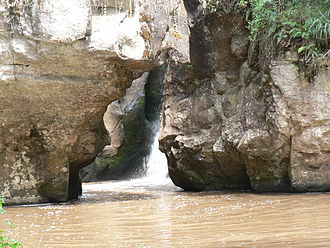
[206,0,221,11]
[240,0,330,78]
[0,197,21,248]
[0,198,4,214]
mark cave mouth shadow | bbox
[78,65,168,186]
[69,158,96,201]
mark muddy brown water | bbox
[1,179,330,248]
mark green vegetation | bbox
[240,0,330,76]
[206,0,329,78]
[0,197,21,248]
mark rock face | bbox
[0,0,189,204]
[81,65,166,182]
[270,58,330,191]
[160,1,251,191]
[159,0,330,192]
[1,0,328,204]
[80,73,151,181]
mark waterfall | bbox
[82,120,176,194]
[142,121,170,184]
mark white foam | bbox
[143,129,170,184]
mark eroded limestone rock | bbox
[81,64,166,182]
[160,2,251,191]
[80,73,152,181]
[270,58,330,191]
[159,0,330,192]
[0,0,189,204]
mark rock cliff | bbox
[159,0,330,192]
[1,0,329,204]
[0,0,189,204]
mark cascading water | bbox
[83,65,175,191]
[83,119,176,193]
[141,121,170,184]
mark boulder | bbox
[160,1,251,191]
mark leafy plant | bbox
[0,197,21,248]
[240,0,330,78]
[0,197,4,214]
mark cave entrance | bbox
[74,66,167,194]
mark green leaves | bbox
[308,9,330,43]
[243,0,330,72]
[4,221,16,229]
[0,235,21,248]
[0,197,5,214]
[0,197,22,248]
[247,0,274,40]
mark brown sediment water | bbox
[1,179,330,248]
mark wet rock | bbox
[81,65,166,182]
[144,65,166,122]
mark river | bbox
[1,133,330,247]
[2,180,330,247]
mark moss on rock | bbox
[37,181,68,202]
